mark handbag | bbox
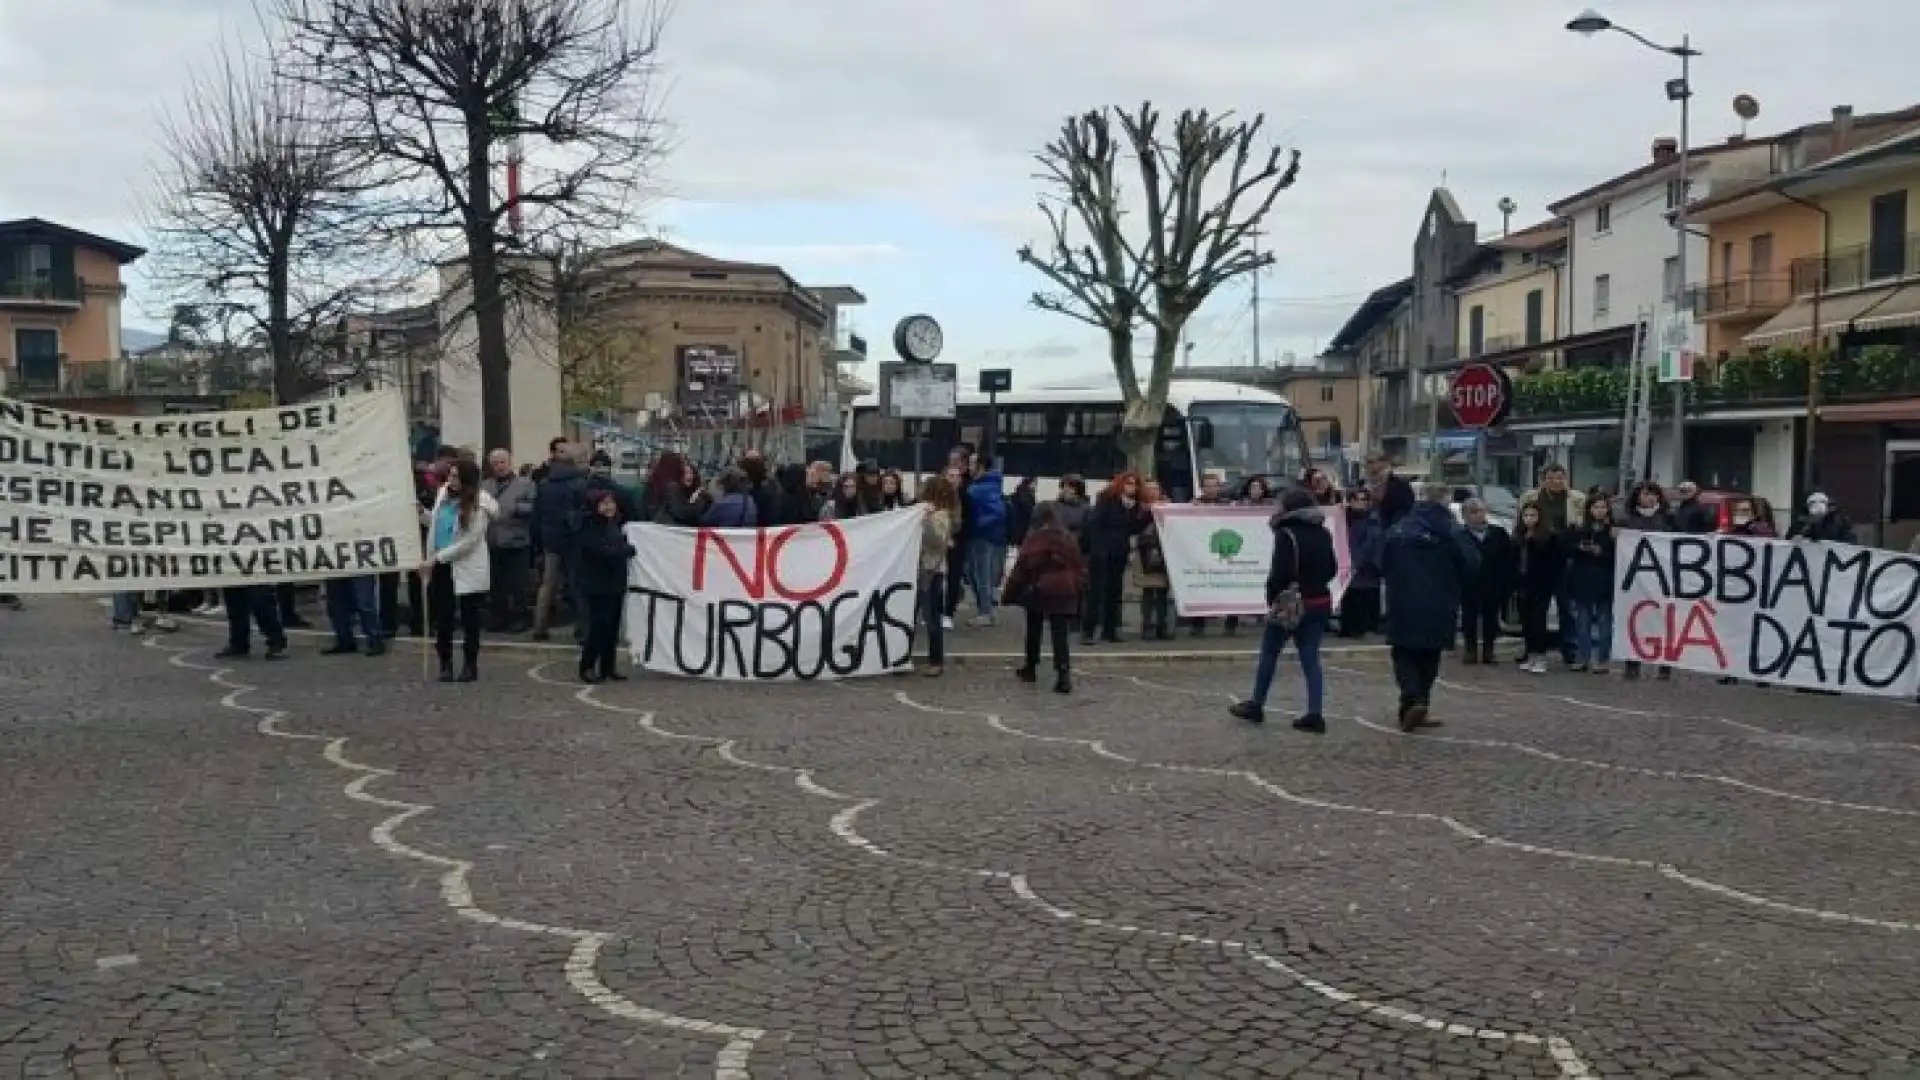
[1266,529,1305,631]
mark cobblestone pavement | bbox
[5,601,1920,1078]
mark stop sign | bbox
[1448,362,1513,429]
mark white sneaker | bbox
[941,616,955,631]
[969,614,995,628]
[148,616,179,632]
[203,605,223,617]
[1526,658,1548,674]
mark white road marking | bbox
[148,641,764,1079]
[890,689,1920,934]
[93,954,138,970]
[1087,671,1920,819]
[538,663,1593,1074]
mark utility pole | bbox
[1249,228,1264,367]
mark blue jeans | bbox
[111,592,141,625]
[966,539,1007,618]
[1571,599,1612,665]
[326,576,382,646]
[1248,609,1328,714]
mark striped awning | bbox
[1744,284,1920,346]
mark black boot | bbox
[601,656,626,682]
[1054,669,1072,694]
[580,658,602,685]
[457,656,478,682]
[1015,665,1038,684]
[438,658,455,683]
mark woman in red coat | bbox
[1002,502,1088,693]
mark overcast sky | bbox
[2,0,1914,380]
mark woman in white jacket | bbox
[423,458,497,682]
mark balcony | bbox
[1692,274,1791,321]
[1509,343,1920,423]
[0,273,83,308]
[1790,233,1920,296]
[0,358,270,400]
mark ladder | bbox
[1615,309,1654,495]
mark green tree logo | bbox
[1209,529,1244,560]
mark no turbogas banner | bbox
[0,392,421,594]
[624,507,922,680]
[1152,504,1351,618]
[1613,532,1920,697]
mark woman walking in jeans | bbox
[1230,488,1339,731]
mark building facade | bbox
[0,218,141,401]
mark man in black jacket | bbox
[531,445,590,641]
[1457,498,1514,665]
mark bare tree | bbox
[146,42,394,405]
[274,0,668,452]
[548,241,650,417]
[1020,104,1300,475]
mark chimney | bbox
[1832,105,1855,152]
[1652,137,1679,165]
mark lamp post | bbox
[1568,8,1699,485]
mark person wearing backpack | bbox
[1229,487,1339,732]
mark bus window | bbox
[1188,401,1308,490]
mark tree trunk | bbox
[1121,320,1182,479]
[267,258,296,407]
[466,128,513,454]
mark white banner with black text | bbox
[0,391,421,594]
[623,506,922,680]
[1152,504,1351,618]
[1612,531,1920,697]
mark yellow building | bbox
[1446,220,1568,368]
[0,218,142,400]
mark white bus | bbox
[839,377,1312,501]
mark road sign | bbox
[1448,362,1513,429]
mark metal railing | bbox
[1,359,271,399]
[1790,232,1920,295]
[1692,274,1792,317]
[0,274,83,304]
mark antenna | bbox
[1249,227,1264,367]
[1733,93,1761,138]
[1497,197,1518,236]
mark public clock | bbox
[893,314,943,363]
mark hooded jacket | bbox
[1380,500,1479,651]
[966,469,1009,545]
[1266,506,1340,609]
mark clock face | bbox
[897,315,943,362]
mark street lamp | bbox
[1567,8,1699,485]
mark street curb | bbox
[136,607,1389,664]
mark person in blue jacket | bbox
[1380,482,1480,732]
[964,457,1009,626]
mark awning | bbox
[1819,399,1920,423]
[1744,284,1920,346]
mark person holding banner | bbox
[1379,484,1478,731]
[1616,482,1675,681]
[423,459,496,683]
[915,476,960,676]
[576,490,637,684]
[1228,488,1339,731]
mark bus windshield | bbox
[1189,402,1308,490]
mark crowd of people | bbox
[88,430,1876,715]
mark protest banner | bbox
[1613,531,1920,697]
[0,391,421,594]
[1152,504,1351,618]
[623,506,921,680]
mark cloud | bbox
[8,0,1917,363]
